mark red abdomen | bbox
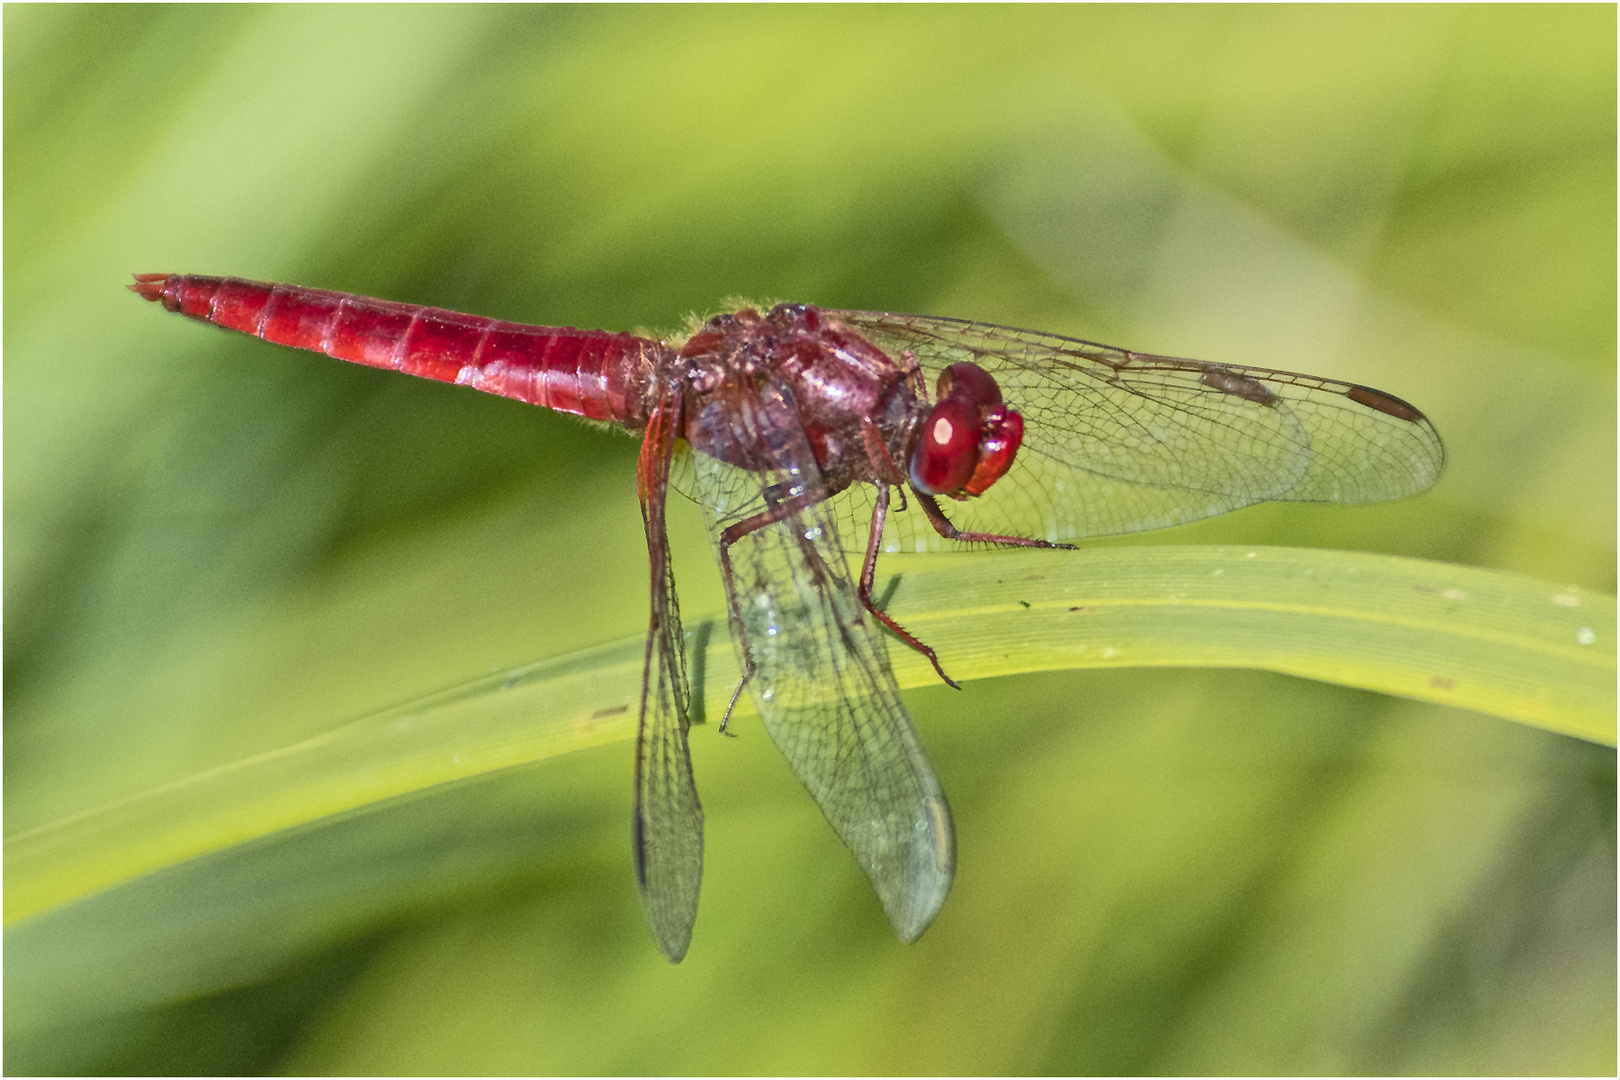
[131,274,655,427]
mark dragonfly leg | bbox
[857,479,960,690]
[915,490,1078,549]
[854,418,959,688]
[713,534,752,738]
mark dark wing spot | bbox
[632,810,650,887]
[1201,368,1277,406]
[1347,385,1427,423]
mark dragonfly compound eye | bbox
[909,397,981,495]
[961,404,1023,496]
[935,361,1002,409]
[912,362,1024,499]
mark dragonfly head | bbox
[908,362,1024,499]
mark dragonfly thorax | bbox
[677,303,917,486]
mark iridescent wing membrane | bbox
[826,312,1446,553]
[631,397,704,962]
[688,374,955,942]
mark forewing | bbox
[691,379,954,941]
[828,311,1446,549]
[632,397,703,963]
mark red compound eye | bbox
[962,405,1023,496]
[937,361,1001,409]
[910,362,1026,498]
[909,397,979,495]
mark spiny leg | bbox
[854,418,958,688]
[856,479,959,689]
[914,489,1078,549]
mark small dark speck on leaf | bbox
[591,704,630,719]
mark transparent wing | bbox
[827,310,1446,551]
[631,396,703,963]
[691,378,954,941]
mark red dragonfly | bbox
[131,273,1444,962]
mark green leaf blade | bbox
[7,546,1612,932]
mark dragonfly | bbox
[131,273,1445,962]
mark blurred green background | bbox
[5,5,1614,1074]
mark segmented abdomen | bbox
[131,274,655,426]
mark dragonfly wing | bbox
[829,310,1445,547]
[691,380,954,941]
[632,396,704,963]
